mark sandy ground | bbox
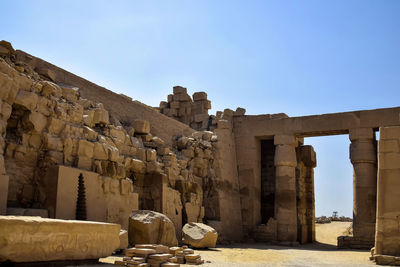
[85,222,374,267]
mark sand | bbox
[97,221,374,267]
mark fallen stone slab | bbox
[0,216,120,262]
[182,222,218,248]
[128,210,178,247]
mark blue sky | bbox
[1,0,399,217]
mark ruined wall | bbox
[374,126,400,257]
[0,42,208,240]
[14,50,194,146]
[206,109,244,242]
[159,86,211,131]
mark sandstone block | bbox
[83,126,98,141]
[380,126,400,140]
[0,41,14,55]
[146,149,157,161]
[349,128,374,141]
[29,112,47,133]
[107,145,120,162]
[78,140,94,158]
[60,85,79,102]
[160,101,168,109]
[93,143,108,160]
[378,152,400,170]
[43,134,63,151]
[133,119,150,134]
[47,117,65,135]
[147,161,162,173]
[182,222,218,248]
[274,135,296,146]
[350,140,376,164]
[175,93,191,102]
[36,68,56,82]
[217,119,230,129]
[119,229,129,250]
[128,210,178,247]
[0,72,18,104]
[274,145,297,167]
[170,101,180,109]
[41,81,62,98]
[194,113,209,123]
[378,139,399,153]
[0,216,120,262]
[77,156,92,170]
[93,108,109,125]
[173,86,187,95]
[131,159,146,174]
[234,107,246,116]
[193,92,207,101]
[119,178,131,195]
[14,90,38,111]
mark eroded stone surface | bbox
[0,216,120,262]
[182,222,218,248]
[128,210,178,247]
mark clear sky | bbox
[1,0,399,217]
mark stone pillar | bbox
[373,126,400,260]
[274,134,298,242]
[297,145,317,243]
[349,128,377,246]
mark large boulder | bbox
[182,222,218,248]
[128,210,178,247]
[0,216,120,262]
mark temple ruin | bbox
[0,40,399,264]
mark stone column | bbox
[274,134,298,242]
[349,128,377,245]
[298,145,317,243]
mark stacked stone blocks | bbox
[159,86,211,130]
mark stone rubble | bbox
[115,244,205,266]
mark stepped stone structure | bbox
[1,40,400,263]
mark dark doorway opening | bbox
[260,139,275,224]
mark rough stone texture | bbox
[44,166,138,230]
[119,229,129,250]
[374,126,400,258]
[182,222,218,248]
[296,145,316,244]
[0,216,120,262]
[0,175,9,214]
[128,210,178,247]
[159,88,211,131]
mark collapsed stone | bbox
[182,222,218,248]
[128,210,178,247]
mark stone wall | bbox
[159,86,211,131]
[0,42,218,240]
[14,50,194,146]
[374,126,400,257]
